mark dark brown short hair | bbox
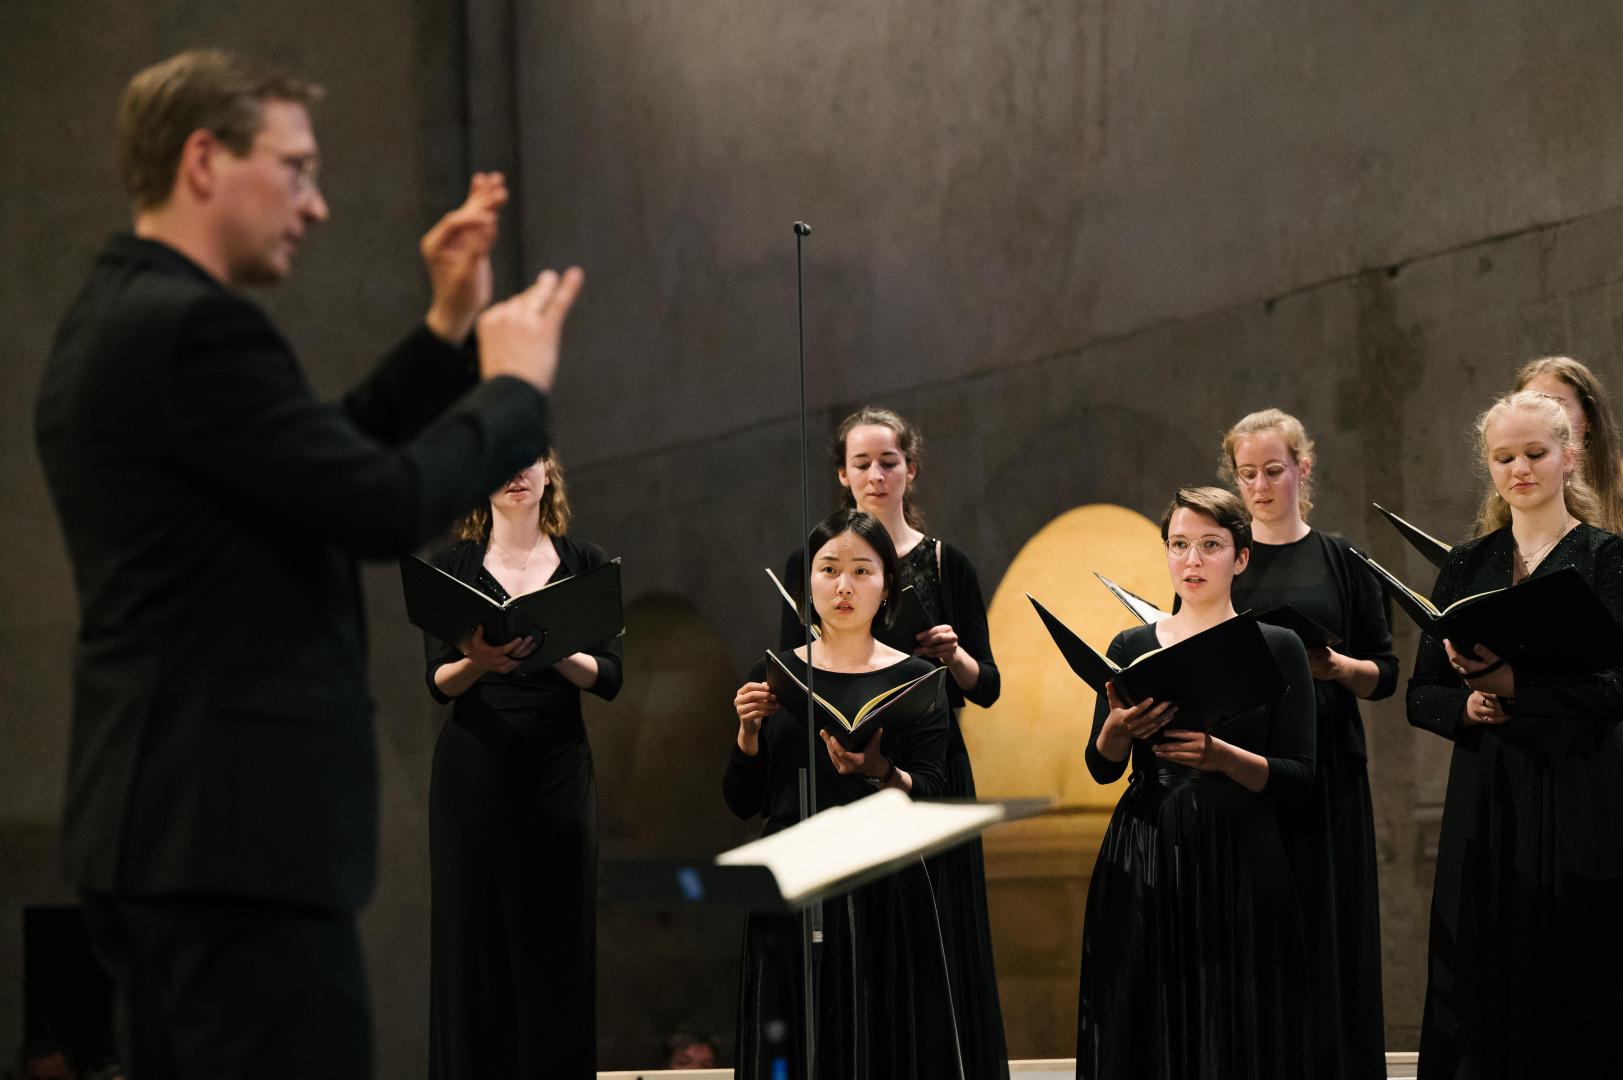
[117,49,323,209]
[1159,486,1252,553]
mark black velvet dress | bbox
[1406,523,1623,1079]
[1230,530,1393,1080]
[1077,621,1316,1080]
[422,536,624,1079]
[724,653,962,1080]
[779,539,1008,1078]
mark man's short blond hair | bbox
[117,48,323,209]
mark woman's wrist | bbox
[865,757,897,786]
[736,727,759,756]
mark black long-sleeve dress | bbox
[1229,530,1394,1079]
[1076,621,1316,1079]
[725,653,962,1080]
[779,539,1008,1078]
[422,535,624,1079]
[1406,523,1623,1079]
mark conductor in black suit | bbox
[33,49,583,1079]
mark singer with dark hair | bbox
[34,48,582,1079]
[1076,487,1316,1079]
[777,406,1008,1077]
[420,449,622,1078]
[730,508,961,1080]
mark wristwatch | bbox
[865,760,897,788]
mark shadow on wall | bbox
[963,504,1169,1059]
[586,593,756,1071]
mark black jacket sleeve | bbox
[339,325,478,445]
[941,542,1001,708]
[168,291,550,557]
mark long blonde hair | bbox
[1471,390,1602,536]
[454,450,572,542]
[1219,408,1317,519]
[1512,355,1623,532]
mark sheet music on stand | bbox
[602,792,1048,911]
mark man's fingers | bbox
[544,266,585,318]
[513,266,585,319]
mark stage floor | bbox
[601,1053,1421,1079]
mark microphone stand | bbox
[791,219,819,1080]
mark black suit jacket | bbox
[35,234,553,911]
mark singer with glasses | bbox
[732,509,960,1080]
[1406,390,1623,1077]
[1220,408,1396,1080]
[1076,487,1315,1079]
[776,406,1008,1077]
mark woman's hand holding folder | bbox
[734,680,779,755]
[1094,682,1177,763]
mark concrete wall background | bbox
[4,0,1623,1071]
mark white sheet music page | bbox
[715,790,1004,903]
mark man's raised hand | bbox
[422,172,509,343]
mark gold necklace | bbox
[1516,517,1575,574]
[490,535,543,570]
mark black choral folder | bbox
[763,650,948,751]
[1248,605,1343,650]
[1349,551,1623,676]
[1028,594,1286,731]
[1374,503,1453,570]
[399,554,624,672]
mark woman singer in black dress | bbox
[1077,487,1316,1079]
[777,406,1007,1078]
[733,509,961,1080]
[421,450,623,1078]
[1221,408,1394,1080]
[1407,390,1623,1078]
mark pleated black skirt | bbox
[735,860,965,1080]
[1077,768,1313,1080]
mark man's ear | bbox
[173,128,223,202]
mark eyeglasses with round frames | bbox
[1234,462,1292,487]
[1164,537,1233,559]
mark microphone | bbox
[793,221,812,236]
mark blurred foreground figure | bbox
[35,48,582,1080]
